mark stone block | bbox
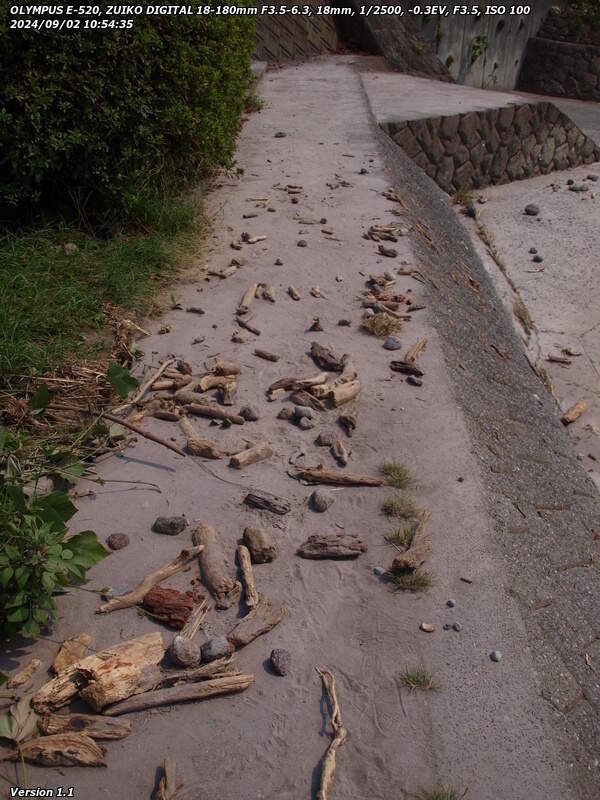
[454,145,469,168]
[459,112,481,148]
[440,114,460,139]
[393,125,421,159]
[506,152,526,180]
[491,146,508,179]
[540,136,556,168]
[436,156,455,192]
[453,160,474,190]
[514,104,533,137]
[497,105,515,130]
[553,142,570,170]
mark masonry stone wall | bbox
[519,37,600,101]
[254,13,338,62]
[538,7,600,47]
[384,102,600,195]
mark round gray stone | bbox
[270,648,291,676]
[383,335,403,351]
[298,416,314,430]
[524,204,539,216]
[310,488,334,512]
[490,650,502,662]
[201,636,234,663]
[106,533,129,551]
[169,636,201,668]
[532,254,544,263]
[240,405,260,422]
[297,240,308,247]
[152,516,186,536]
[294,405,313,420]
[446,598,456,608]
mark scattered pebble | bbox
[297,240,308,247]
[338,318,352,326]
[240,405,260,422]
[569,184,589,193]
[383,335,403,351]
[316,431,335,447]
[270,648,291,676]
[277,407,293,420]
[169,636,201,668]
[532,254,544,263]
[524,204,539,216]
[457,476,464,483]
[373,566,386,576]
[274,258,283,266]
[152,516,187,536]
[364,308,375,318]
[310,488,334,512]
[446,599,456,608]
[567,179,574,186]
[490,650,502,663]
[298,417,314,430]
[460,575,473,584]
[453,622,462,632]
[294,405,313,420]
[587,174,599,182]
[201,636,234,663]
[443,623,451,631]
[274,131,286,138]
[420,622,435,633]
[106,533,129,551]
[320,217,327,224]
[529,247,537,254]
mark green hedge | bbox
[0,7,255,221]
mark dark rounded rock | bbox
[532,254,544,263]
[277,407,293,420]
[315,431,335,447]
[310,488,334,512]
[240,405,260,422]
[567,178,574,185]
[447,598,456,608]
[383,335,403,351]
[587,174,599,182]
[453,622,462,632]
[274,258,283,266]
[338,318,352,327]
[169,636,201,668]
[270,648,291,676]
[297,240,308,248]
[106,533,130,551]
[407,376,423,387]
[524,204,539,216]
[490,650,502,662]
[320,217,327,224]
[529,247,537,254]
[201,636,234,663]
[152,516,186,536]
[274,131,287,138]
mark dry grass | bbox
[361,312,402,338]
[381,493,420,520]
[390,569,432,593]
[385,526,413,549]
[380,460,412,490]
[513,299,533,335]
[401,664,438,692]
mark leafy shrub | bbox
[0,7,255,222]
[0,479,107,639]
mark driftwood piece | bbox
[268,373,328,393]
[389,360,424,377]
[288,286,301,301]
[184,403,245,425]
[312,355,357,399]
[104,674,254,717]
[39,713,132,741]
[331,438,349,467]
[254,348,279,362]
[219,382,237,406]
[316,669,347,800]
[404,338,427,364]
[237,545,259,609]
[32,633,165,713]
[113,358,174,413]
[52,634,92,674]
[297,534,367,559]
[238,283,259,315]
[197,375,235,392]
[158,657,237,688]
[338,413,356,437]
[7,659,42,689]
[142,587,196,629]
[174,388,202,405]
[14,734,107,767]
[244,491,291,515]
[179,418,224,459]
[213,360,241,376]
[230,441,272,469]
[290,390,327,412]
[262,285,276,303]
[153,759,184,800]
[97,546,204,614]
[329,379,360,407]
[561,400,587,425]
[237,316,261,336]
[179,598,211,640]
[391,510,431,572]
[227,598,285,649]
[310,342,343,372]
[153,409,182,422]
[291,466,382,487]
[103,412,186,458]
[243,527,278,563]
[193,524,242,610]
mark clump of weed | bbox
[401,664,438,692]
[390,569,432,593]
[245,93,264,113]
[361,312,402,338]
[380,460,412,490]
[381,494,420,520]
[385,526,413,549]
[513,299,533,335]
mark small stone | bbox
[466,206,477,219]
[407,376,423,387]
[373,566,386,576]
[270,648,291,676]
[453,622,462,632]
[274,131,286,138]
[338,318,351,326]
[460,575,473,584]
[457,476,464,483]
[383,335,403,351]
[532,254,543,263]
[310,488,334,512]
[364,308,375,318]
[443,623,451,631]
[524,204,539,216]
[291,197,299,204]
[152,516,186,536]
[309,317,323,332]
[446,598,456,608]
[277,407,293,420]
[274,258,283,266]
[268,207,276,212]
[587,174,599,182]
[420,622,435,633]
[298,416,314,430]
[529,247,537,254]
[240,405,260,422]
[169,636,201,668]
[106,533,129,551]
[320,217,327,224]
[315,431,335,447]
[359,168,368,175]
[294,405,313,420]
[569,184,589,193]
[490,650,502,663]
[201,636,234,663]
[297,240,308,248]
[567,179,574,186]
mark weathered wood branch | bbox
[237,545,259,609]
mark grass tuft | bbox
[513,299,533,336]
[381,494,420,520]
[361,312,402,338]
[390,569,432,593]
[380,460,412,489]
[385,526,413,549]
[401,664,438,692]
[245,93,264,113]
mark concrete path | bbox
[3,57,585,799]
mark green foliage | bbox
[0,6,255,222]
[471,35,488,64]
[107,363,139,399]
[0,480,107,639]
[380,461,412,490]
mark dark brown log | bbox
[193,524,242,610]
[184,403,245,425]
[389,361,424,377]
[297,533,367,559]
[227,598,285,649]
[39,713,132,741]
[310,342,343,372]
[142,586,197,630]
[244,492,291,515]
[290,466,382,487]
[391,510,431,572]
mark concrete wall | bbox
[420,4,554,90]
[254,10,338,61]
[384,102,600,194]
[520,38,600,101]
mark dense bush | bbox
[0,7,255,222]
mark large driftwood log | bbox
[184,403,245,425]
[32,633,165,713]
[237,545,259,609]
[311,355,357,399]
[229,441,272,469]
[97,546,204,614]
[290,390,327,411]
[316,669,347,800]
[244,492,291,515]
[391,510,431,572]
[243,527,278,563]
[310,342,343,372]
[193,524,242,609]
[297,534,367,560]
[174,388,204,405]
[179,418,224,459]
[103,674,254,716]
[291,466,383,487]
[39,713,132,741]
[227,597,285,649]
[329,379,360,407]
[52,634,92,674]
[15,734,107,768]
[102,412,186,458]
[268,372,328,393]
[141,586,196,629]
[158,657,237,688]
[197,375,235,393]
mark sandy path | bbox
[4,57,576,799]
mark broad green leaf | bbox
[6,607,28,623]
[29,383,51,411]
[2,545,18,561]
[106,363,139,399]
[5,485,26,515]
[31,491,76,527]
[21,618,40,639]
[0,673,7,687]
[41,572,55,593]
[0,567,13,588]
[52,457,85,482]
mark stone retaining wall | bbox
[519,37,600,101]
[383,102,600,194]
[538,7,600,47]
[254,13,338,62]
